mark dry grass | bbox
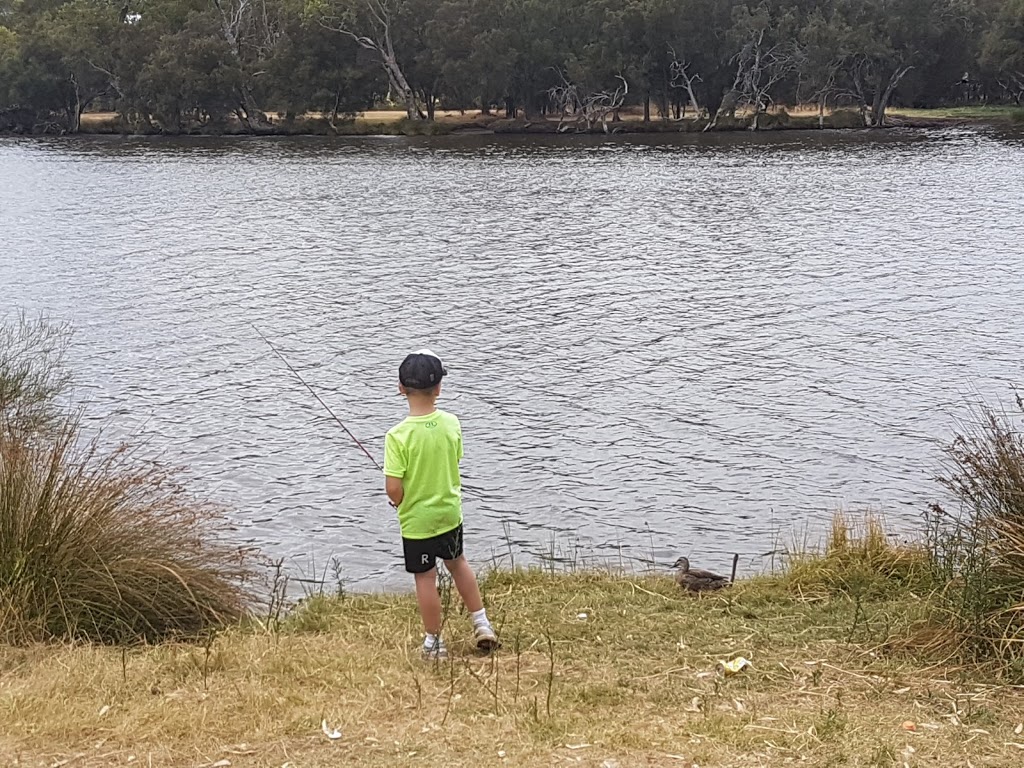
[0,420,259,644]
[2,569,1023,767]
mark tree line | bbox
[1,0,1022,134]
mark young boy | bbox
[384,349,498,659]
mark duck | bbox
[673,556,731,593]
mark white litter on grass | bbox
[715,657,752,677]
[97,705,110,717]
[321,719,342,740]
[576,612,588,620]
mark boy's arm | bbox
[385,476,404,508]
[384,431,405,508]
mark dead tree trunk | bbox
[669,49,702,120]
[871,65,912,127]
[67,73,82,134]
[848,57,911,128]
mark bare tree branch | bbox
[548,72,628,132]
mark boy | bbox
[384,349,498,659]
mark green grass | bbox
[889,105,1023,120]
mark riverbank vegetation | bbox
[0,316,257,644]
[4,318,1024,764]
[1,0,1023,135]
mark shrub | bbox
[1,317,258,644]
[926,397,1024,670]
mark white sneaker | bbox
[474,623,499,652]
[422,639,448,660]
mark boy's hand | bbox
[385,476,404,508]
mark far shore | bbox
[24,105,1019,138]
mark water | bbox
[2,128,1023,589]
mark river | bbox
[2,127,1023,589]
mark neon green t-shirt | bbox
[384,409,464,540]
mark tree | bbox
[313,0,420,120]
[136,13,243,132]
[1,0,1017,134]
[210,0,281,130]
[982,0,1024,102]
[468,0,566,118]
[46,0,136,131]
[263,4,384,127]
[837,0,959,126]
[705,2,803,130]
[799,7,851,125]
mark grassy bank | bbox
[66,105,1023,137]
[2,563,1024,768]
[887,105,1024,121]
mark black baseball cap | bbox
[399,349,448,390]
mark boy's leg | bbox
[405,536,446,657]
[444,555,499,651]
[413,568,443,636]
[444,555,484,613]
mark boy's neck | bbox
[406,395,438,417]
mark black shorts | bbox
[403,524,464,574]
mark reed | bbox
[923,397,1024,671]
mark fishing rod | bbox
[252,324,383,472]
[253,325,483,503]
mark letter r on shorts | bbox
[421,554,430,564]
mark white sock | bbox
[424,633,442,649]
[470,608,490,628]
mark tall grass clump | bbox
[0,314,70,435]
[1,316,257,644]
[926,396,1024,671]
[781,513,932,599]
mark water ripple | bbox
[2,128,1023,588]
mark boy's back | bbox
[385,409,463,540]
[384,349,497,658]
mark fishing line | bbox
[252,324,383,472]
